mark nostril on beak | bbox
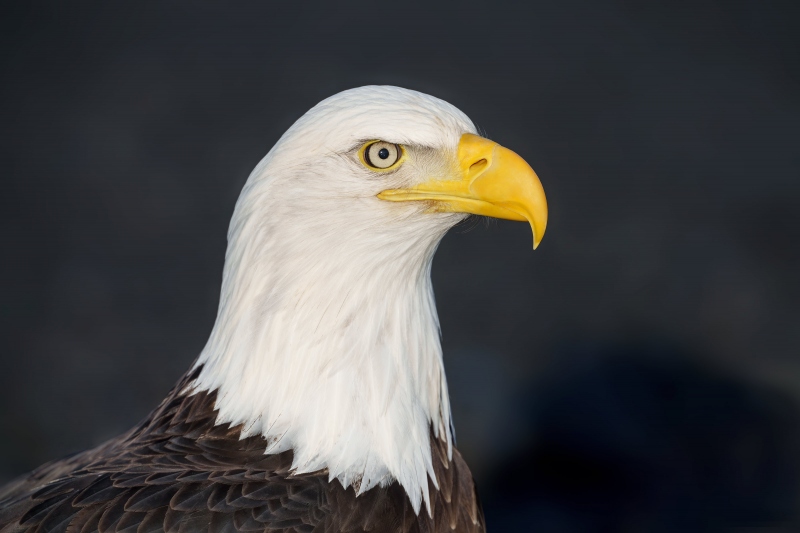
[468,158,488,178]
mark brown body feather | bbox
[0,368,485,533]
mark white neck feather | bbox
[192,156,456,516]
[191,85,476,515]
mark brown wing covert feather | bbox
[0,368,485,533]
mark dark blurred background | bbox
[1,1,798,531]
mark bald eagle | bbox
[0,86,547,533]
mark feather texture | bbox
[0,369,485,533]
[192,86,477,511]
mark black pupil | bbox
[378,147,390,159]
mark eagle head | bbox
[193,86,547,513]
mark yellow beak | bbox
[377,133,548,249]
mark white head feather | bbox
[192,86,477,514]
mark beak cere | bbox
[378,133,548,249]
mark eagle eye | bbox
[360,141,403,170]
